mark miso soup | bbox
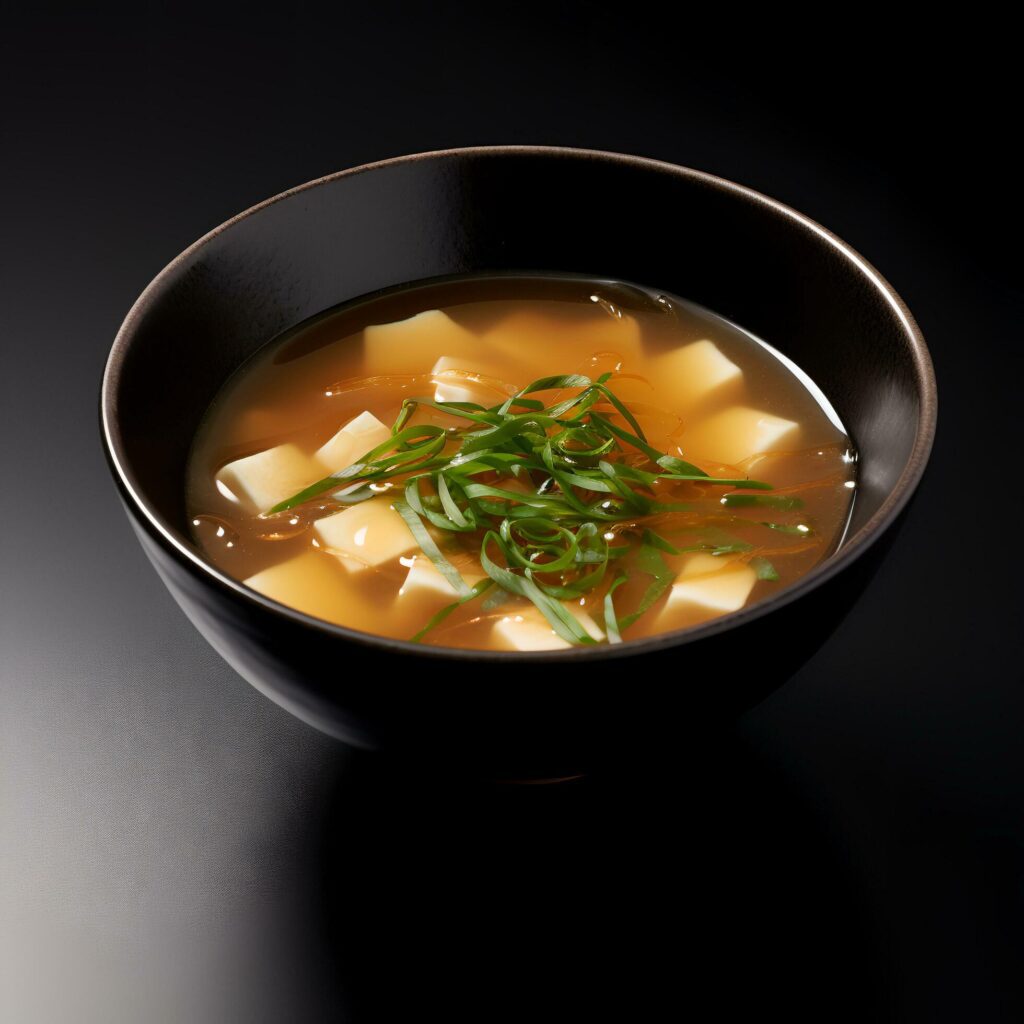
[187,276,856,651]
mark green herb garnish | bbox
[720,493,804,510]
[618,543,677,630]
[409,578,495,642]
[751,556,781,581]
[271,372,783,644]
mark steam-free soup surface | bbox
[187,276,855,651]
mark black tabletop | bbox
[3,8,1020,1022]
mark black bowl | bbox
[101,147,936,775]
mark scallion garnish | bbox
[751,556,781,581]
[720,493,804,510]
[270,373,787,644]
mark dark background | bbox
[2,5,1021,1021]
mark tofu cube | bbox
[313,498,416,568]
[656,563,758,624]
[492,611,570,651]
[680,406,801,467]
[215,444,325,513]
[243,550,352,625]
[483,309,644,371]
[652,340,742,411]
[490,605,605,652]
[397,555,483,605]
[362,310,479,376]
[680,552,740,577]
[315,410,392,472]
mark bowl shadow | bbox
[302,727,886,1022]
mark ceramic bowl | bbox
[101,147,936,774]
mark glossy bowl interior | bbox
[101,147,935,771]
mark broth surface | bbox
[187,276,856,650]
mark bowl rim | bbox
[100,144,938,662]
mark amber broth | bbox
[187,276,856,650]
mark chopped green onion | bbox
[410,578,494,642]
[392,500,474,598]
[721,493,804,510]
[751,557,780,581]
[619,544,677,629]
[604,576,628,644]
[269,371,782,645]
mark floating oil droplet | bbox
[582,350,626,375]
[191,514,239,552]
[588,281,674,317]
[589,294,623,321]
[254,505,329,541]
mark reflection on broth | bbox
[187,276,856,650]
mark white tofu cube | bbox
[680,552,740,577]
[652,340,742,410]
[656,563,757,624]
[362,310,479,376]
[313,498,416,568]
[243,550,352,624]
[215,444,326,513]
[430,355,512,405]
[490,605,604,652]
[315,410,392,472]
[680,406,801,466]
[397,555,483,604]
[483,309,644,371]
[492,612,570,651]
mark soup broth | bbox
[187,276,856,651]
